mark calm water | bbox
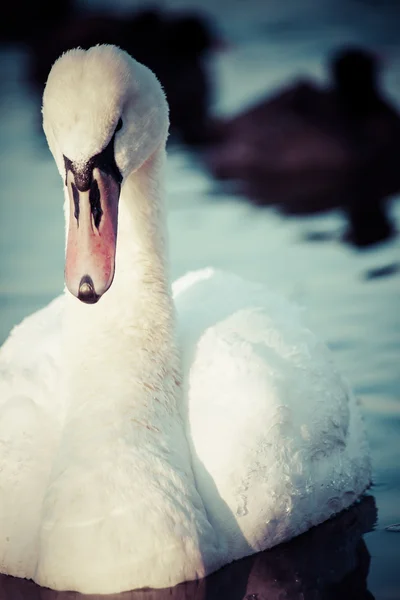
[0,0,399,598]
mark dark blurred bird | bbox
[207,46,400,246]
[27,6,222,145]
[0,0,75,45]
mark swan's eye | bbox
[115,118,123,132]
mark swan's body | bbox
[0,45,370,594]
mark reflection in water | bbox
[0,496,376,600]
[364,262,400,280]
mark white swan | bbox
[0,45,371,595]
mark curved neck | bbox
[63,145,175,368]
[114,146,170,290]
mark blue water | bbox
[0,0,399,598]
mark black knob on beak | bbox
[78,275,100,304]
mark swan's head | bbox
[42,44,169,303]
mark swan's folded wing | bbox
[174,269,371,557]
[0,295,64,409]
[0,295,65,578]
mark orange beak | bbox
[64,166,120,303]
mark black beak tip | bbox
[78,275,100,304]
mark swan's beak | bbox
[64,167,120,303]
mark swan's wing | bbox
[0,295,64,579]
[0,294,64,411]
[173,269,371,556]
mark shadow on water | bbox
[0,495,377,599]
[364,262,400,280]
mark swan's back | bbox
[174,269,370,557]
[0,296,64,578]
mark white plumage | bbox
[0,45,370,594]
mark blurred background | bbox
[0,0,399,598]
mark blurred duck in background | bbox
[27,5,222,145]
[0,0,74,46]
[207,46,400,247]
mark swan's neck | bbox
[62,146,178,408]
[112,146,170,298]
